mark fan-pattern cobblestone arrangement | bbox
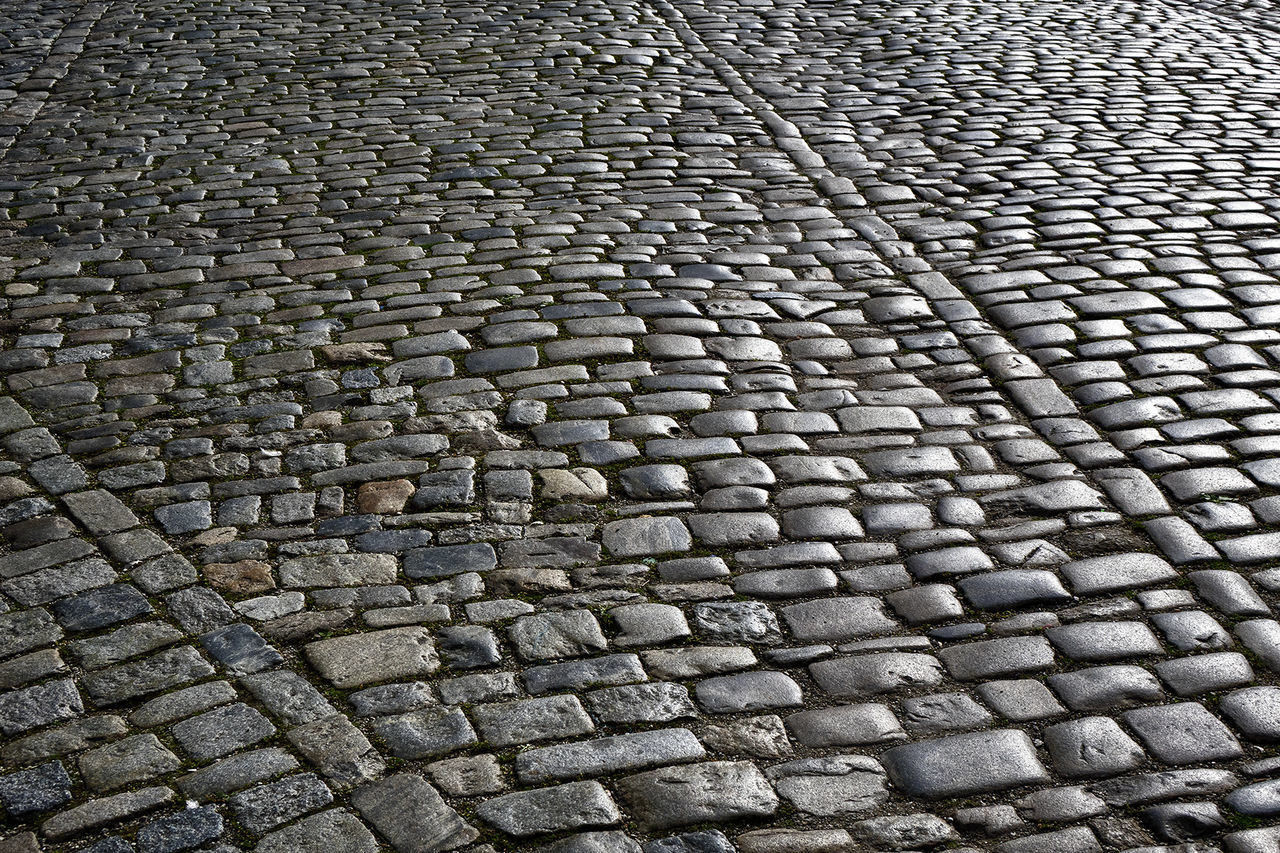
[3,0,1280,850]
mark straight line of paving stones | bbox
[2,0,1280,851]
[662,0,1280,568]
[648,0,1202,563]
[1173,0,1280,37]
[0,0,110,165]
[0,392,412,853]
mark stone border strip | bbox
[0,1,111,166]
[0,394,398,849]
[644,0,1219,567]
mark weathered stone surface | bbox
[351,773,478,852]
[1060,553,1178,594]
[305,627,438,688]
[616,761,780,831]
[765,755,889,816]
[516,729,705,783]
[0,761,71,817]
[229,773,334,834]
[136,806,223,853]
[279,554,398,588]
[784,704,906,747]
[0,678,82,735]
[602,517,693,557]
[82,647,215,705]
[11,3,1280,843]
[288,715,386,787]
[255,809,379,853]
[476,781,621,836]
[79,734,181,791]
[42,787,174,840]
[880,730,1051,798]
[509,612,608,661]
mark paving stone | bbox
[698,713,792,759]
[51,583,152,632]
[1226,779,1280,817]
[1151,610,1233,651]
[602,517,694,557]
[850,813,959,850]
[1060,553,1178,594]
[1123,703,1244,764]
[516,728,705,783]
[734,568,839,599]
[129,681,236,728]
[350,773,478,852]
[958,570,1073,610]
[509,611,608,660]
[289,714,386,787]
[404,543,497,578]
[765,755,888,816]
[1155,651,1254,696]
[901,692,993,734]
[1047,621,1165,661]
[427,754,505,797]
[642,830,736,853]
[585,683,697,724]
[79,733,181,791]
[688,512,781,547]
[696,671,803,713]
[473,694,595,746]
[229,774,334,834]
[240,671,335,727]
[475,781,621,837]
[1043,716,1147,778]
[255,809,378,853]
[810,652,944,697]
[172,703,276,761]
[611,604,691,647]
[279,554,397,588]
[13,1,1280,842]
[372,706,477,760]
[940,636,1056,680]
[43,787,175,841]
[1141,802,1228,842]
[135,806,223,853]
[784,605,896,659]
[1220,687,1280,742]
[1049,665,1166,711]
[0,760,71,817]
[692,601,783,643]
[0,678,82,735]
[784,703,905,747]
[620,465,693,500]
[905,546,995,579]
[305,627,438,688]
[880,729,1051,798]
[200,623,283,675]
[178,749,301,801]
[164,588,237,634]
[540,832,644,853]
[523,654,647,694]
[616,761,779,831]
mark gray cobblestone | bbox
[0,0,1276,844]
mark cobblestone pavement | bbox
[3,0,1280,850]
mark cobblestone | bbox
[1,0,1279,846]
